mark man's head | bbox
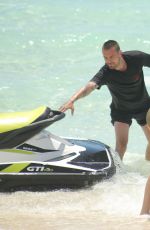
[102,40,122,69]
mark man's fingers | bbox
[71,107,74,115]
[59,106,65,112]
[59,101,74,114]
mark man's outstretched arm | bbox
[59,81,97,114]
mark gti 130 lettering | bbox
[27,166,53,172]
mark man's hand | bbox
[59,82,97,115]
[59,100,75,115]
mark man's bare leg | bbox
[142,124,150,161]
[114,122,130,160]
[140,176,150,215]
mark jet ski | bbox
[0,106,119,191]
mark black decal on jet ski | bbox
[17,143,58,153]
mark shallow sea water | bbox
[0,0,150,229]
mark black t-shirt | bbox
[90,51,150,112]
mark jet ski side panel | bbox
[0,171,113,192]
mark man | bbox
[59,40,150,160]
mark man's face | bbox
[102,46,121,69]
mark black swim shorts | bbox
[110,108,149,126]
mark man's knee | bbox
[116,139,128,153]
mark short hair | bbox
[102,40,120,52]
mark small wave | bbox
[0,86,9,91]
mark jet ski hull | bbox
[0,137,116,191]
[0,166,115,192]
[0,107,119,191]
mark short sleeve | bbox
[131,51,150,67]
[89,65,108,89]
[140,51,150,67]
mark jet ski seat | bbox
[0,106,65,149]
[0,106,47,133]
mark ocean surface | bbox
[0,0,150,229]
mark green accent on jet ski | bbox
[0,106,46,133]
[1,163,30,173]
[2,149,34,154]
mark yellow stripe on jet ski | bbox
[0,106,46,133]
[3,149,34,154]
[1,163,29,173]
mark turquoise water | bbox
[0,1,150,229]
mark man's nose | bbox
[106,59,111,64]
